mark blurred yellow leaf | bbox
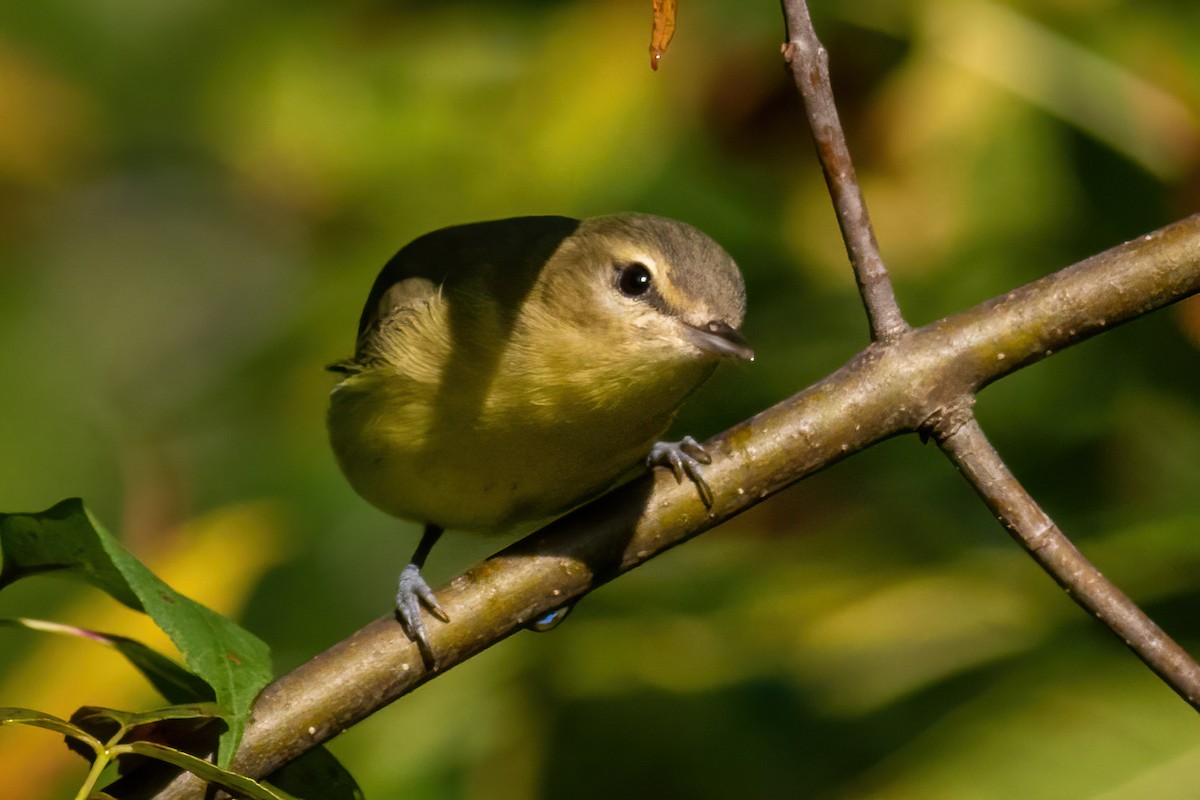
[925,0,1200,180]
[0,41,97,193]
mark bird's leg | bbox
[396,523,450,658]
[646,435,714,509]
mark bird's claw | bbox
[396,563,449,659]
[647,435,715,508]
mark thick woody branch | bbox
[156,214,1200,798]
[932,411,1200,707]
[781,0,908,343]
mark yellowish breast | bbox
[328,278,715,531]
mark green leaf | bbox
[0,706,103,752]
[0,499,272,766]
[0,618,215,703]
[72,703,220,733]
[118,741,295,800]
[0,501,140,606]
[68,704,225,792]
[267,746,365,800]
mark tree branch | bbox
[932,410,1200,707]
[779,0,1200,712]
[156,213,1200,798]
[781,0,908,343]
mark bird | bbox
[326,213,752,655]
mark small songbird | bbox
[327,214,752,653]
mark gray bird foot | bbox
[647,435,715,508]
[396,563,450,658]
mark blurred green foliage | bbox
[2,0,1200,797]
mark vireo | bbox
[327,214,752,652]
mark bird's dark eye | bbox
[617,262,653,297]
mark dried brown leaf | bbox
[650,0,678,71]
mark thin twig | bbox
[780,0,908,343]
[932,410,1200,707]
[153,215,1200,798]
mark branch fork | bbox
[781,0,1200,711]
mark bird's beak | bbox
[686,320,755,362]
